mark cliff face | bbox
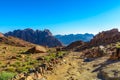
[5,28,63,47]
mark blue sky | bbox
[0,0,120,35]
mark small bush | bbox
[0,71,16,80]
[5,67,16,72]
[10,61,21,67]
[44,53,56,62]
[56,51,64,57]
[116,42,120,48]
[16,67,28,73]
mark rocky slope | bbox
[0,33,35,47]
[64,40,85,50]
[55,33,94,45]
[90,29,120,46]
[5,28,63,47]
[65,29,120,51]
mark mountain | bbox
[65,28,120,51]
[55,33,94,45]
[5,28,63,47]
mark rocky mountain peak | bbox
[5,29,63,47]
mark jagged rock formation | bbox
[90,29,120,46]
[55,33,94,45]
[74,29,120,51]
[5,28,63,47]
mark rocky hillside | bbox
[65,29,120,51]
[55,33,94,45]
[5,28,63,47]
[90,29,120,46]
[0,33,34,47]
[64,41,85,50]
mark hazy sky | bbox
[0,0,120,35]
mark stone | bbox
[26,46,47,53]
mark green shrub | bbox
[10,61,21,67]
[16,67,28,73]
[0,71,16,80]
[116,42,120,48]
[44,56,51,62]
[44,53,56,62]
[5,67,16,72]
[57,51,64,57]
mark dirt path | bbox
[44,52,107,80]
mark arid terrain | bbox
[0,29,120,80]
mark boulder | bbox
[26,46,47,53]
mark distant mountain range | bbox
[5,28,63,47]
[55,33,94,45]
[64,28,120,51]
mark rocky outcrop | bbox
[5,28,63,47]
[75,29,120,51]
[90,29,120,46]
[109,43,120,60]
[64,41,85,50]
[82,46,106,59]
[26,46,47,53]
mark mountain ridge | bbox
[55,33,94,45]
[5,28,63,47]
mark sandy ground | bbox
[44,52,109,80]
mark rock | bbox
[82,47,105,58]
[64,41,85,50]
[26,46,47,53]
[39,78,46,80]
[90,29,120,47]
[26,76,33,80]
[109,48,120,60]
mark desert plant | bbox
[10,61,21,67]
[116,42,120,49]
[0,71,16,80]
[16,67,28,73]
[5,67,16,72]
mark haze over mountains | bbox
[55,33,94,45]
